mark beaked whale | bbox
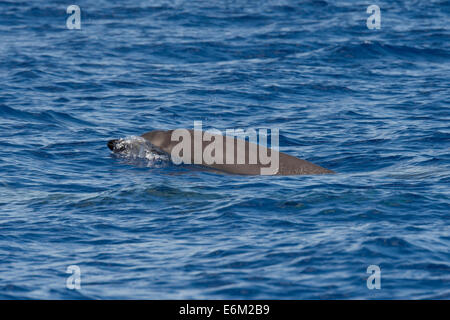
[108,129,334,176]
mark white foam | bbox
[112,136,170,167]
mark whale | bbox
[108,129,334,176]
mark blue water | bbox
[1,0,449,299]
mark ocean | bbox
[0,0,449,299]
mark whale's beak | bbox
[108,139,126,152]
[107,139,117,151]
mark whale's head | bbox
[108,138,144,155]
[107,136,167,159]
[107,139,124,152]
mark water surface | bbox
[0,0,449,299]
